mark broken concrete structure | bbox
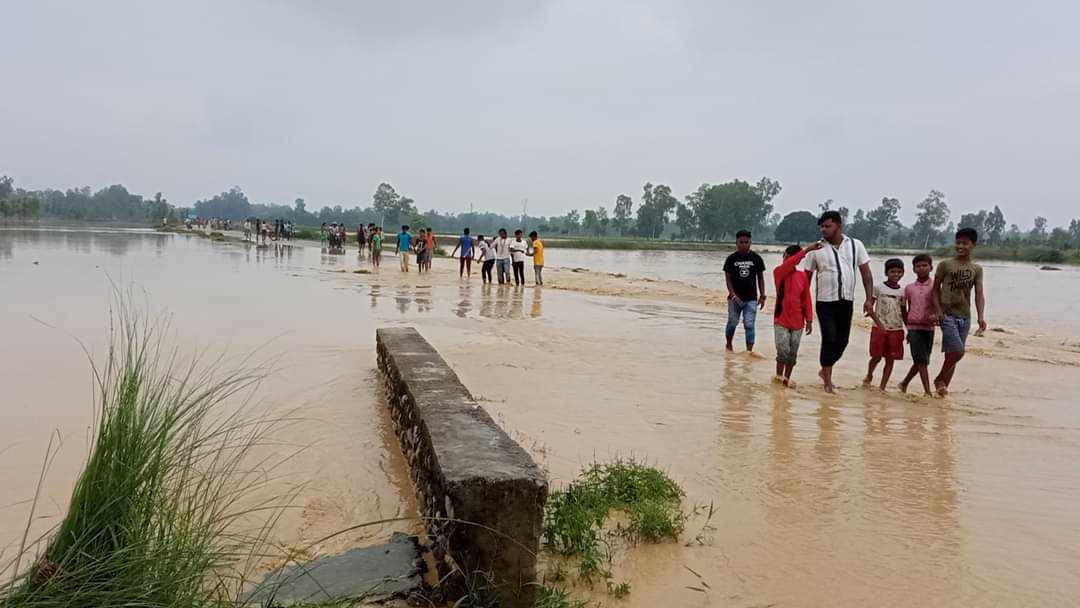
[376,327,548,608]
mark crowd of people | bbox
[242,218,293,244]
[726,210,987,396]
[388,225,545,285]
[184,217,234,231]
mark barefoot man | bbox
[801,211,874,393]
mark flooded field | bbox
[2,227,1079,606]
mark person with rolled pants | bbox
[800,210,874,393]
[396,225,412,272]
[492,228,512,285]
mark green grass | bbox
[933,245,1080,265]
[542,459,685,593]
[0,298,290,608]
[535,585,588,608]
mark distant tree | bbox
[597,206,610,234]
[563,209,581,234]
[1069,219,1080,248]
[1030,216,1048,241]
[912,190,950,247]
[850,197,902,245]
[985,205,1007,245]
[958,210,988,236]
[675,203,698,240]
[193,187,250,220]
[752,177,782,204]
[819,199,850,223]
[372,183,416,227]
[686,179,774,241]
[582,209,602,236]
[612,194,633,236]
[775,210,820,243]
[0,175,13,200]
[635,183,677,238]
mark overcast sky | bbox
[3,1,1078,226]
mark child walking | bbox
[932,227,987,396]
[864,258,906,391]
[772,242,820,387]
[899,254,936,395]
[371,227,382,268]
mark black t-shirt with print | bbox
[723,251,766,301]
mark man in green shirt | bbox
[932,227,987,396]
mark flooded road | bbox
[2,227,1079,606]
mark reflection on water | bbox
[3,227,1079,606]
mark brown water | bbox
[2,227,1079,606]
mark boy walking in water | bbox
[397,225,412,272]
[528,231,544,286]
[899,254,937,395]
[510,229,528,286]
[773,242,821,387]
[450,228,474,278]
[933,227,987,396]
[864,258,906,391]
[371,227,382,268]
[723,230,767,352]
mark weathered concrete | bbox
[376,327,548,608]
[242,532,423,606]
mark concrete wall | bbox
[376,327,548,608]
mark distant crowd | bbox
[725,210,987,396]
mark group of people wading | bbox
[393,226,545,286]
[243,218,293,244]
[726,210,987,396]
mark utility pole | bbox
[521,198,528,228]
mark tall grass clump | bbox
[542,459,685,590]
[0,299,290,608]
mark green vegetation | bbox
[0,301,287,607]
[535,585,588,608]
[543,459,685,591]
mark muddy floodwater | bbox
[3,226,1079,606]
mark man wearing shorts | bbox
[932,227,987,396]
[451,228,474,278]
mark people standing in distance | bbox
[723,230,767,353]
[476,235,494,284]
[451,228,474,278]
[528,231,544,286]
[371,227,383,269]
[800,211,874,394]
[397,225,412,272]
[493,229,512,285]
[772,241,821,387]
[510,229,529,286]
[931,227,987,396]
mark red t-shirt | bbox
[773,249,814,331]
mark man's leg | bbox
[725,300,741,351]
[817,301,840,392]
[865,357,881,386]
[743,299,757,351]
[899,364,919,393]
[880,358,895,390]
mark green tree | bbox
[818,199,850,223]
[193,187,250,219]
[775,210,820,243]
[563,209,581,234]
[985,205,1007,245]
[675,203,697,240]
[752,177,782,205]
[582,209,602,236]
[1030,216,1048,241]
[912,190,950,247]
[372,183,416,227]
[635,183,677,238]
[1069,219,1080,247]
[850,197,902,245]
[686,179,773,241]
[958,210,988,235]
[613,194,633,235]
[0,175,13,200]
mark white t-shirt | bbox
[477,240,492,259]
[493,237,512,260]
[873,282,905,330]
[799,235,871,302]
[509,239,529,263]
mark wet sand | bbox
[2,227,1079,606]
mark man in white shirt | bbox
[492,228,512,285]
[800,210,875,393]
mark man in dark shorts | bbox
[722,230,767,353]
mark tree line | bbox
[3,174,1078,251]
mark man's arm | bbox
[859,262,875,316]
[725,272,741,304]
[757,271,767,310]
[974,270,987,335]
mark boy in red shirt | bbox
[773,242,820,387]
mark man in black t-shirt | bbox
[723,230,767,352]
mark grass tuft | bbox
[0,296,291,608]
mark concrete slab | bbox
[242,533,422,606]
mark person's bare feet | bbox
[862,375,873,388]
[935,382,949,397]
[786,380,797,389]
[819,369,836,394]
[725,343,734,352]
[899,379,910,393]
